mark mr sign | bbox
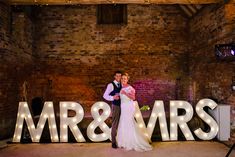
[13,99,223,143]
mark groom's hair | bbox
[114,70,122,76]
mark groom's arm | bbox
[103,83,114,101]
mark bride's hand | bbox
[120,90,126,95]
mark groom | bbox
[103,71,122,148]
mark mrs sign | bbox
[13,99,221,143]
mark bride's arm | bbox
[122,87,136,100]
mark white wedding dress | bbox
[116,85,152,152]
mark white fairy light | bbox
[78,135,82,139]
[72,118,76,122]
[93,107,98,112]
[207,119,211,124]
[36,135,40,140]
[72,103,76,107]
[135,113,140,118]
[63,103,67,108]
[104,111,109,116]
[48,103,52,107]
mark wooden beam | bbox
[194,4,202,9]
[10,0,225,5]
[179,5,193,17]
[187,4,197,13]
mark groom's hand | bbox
[113,95,120,100]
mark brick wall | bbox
[27,4,190,113]
[189,3,235,143]
[1,3,235,141]
[0,3,34,139]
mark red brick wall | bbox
[189,3,235,142]
[26,4,190,113]
[1,3,235,141]
[0,3,34,139]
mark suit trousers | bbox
[111,104,121,145]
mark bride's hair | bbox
[122,72,130,79]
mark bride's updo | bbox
[122,72,130,79]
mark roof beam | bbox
[179,5,193,17]
[10,0,225,5]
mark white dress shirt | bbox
[103,80,120,101]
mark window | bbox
[97,4,127,24]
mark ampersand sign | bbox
[87,102,111,142]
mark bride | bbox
[116,72,152,152]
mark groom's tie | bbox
[117,83,120,88]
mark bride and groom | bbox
[103,71,152,152]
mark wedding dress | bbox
[116,85,152,152]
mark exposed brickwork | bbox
[0,3,235,142]
[26,5,190,113]
[0,3,33,139]
[189,3,235,143]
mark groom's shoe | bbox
[112,143,118,149]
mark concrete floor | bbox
[0,141,234,157]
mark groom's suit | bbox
[103,80,122,146]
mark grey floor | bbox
[0,141,234,157]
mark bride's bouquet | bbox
[140,105,150,111]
